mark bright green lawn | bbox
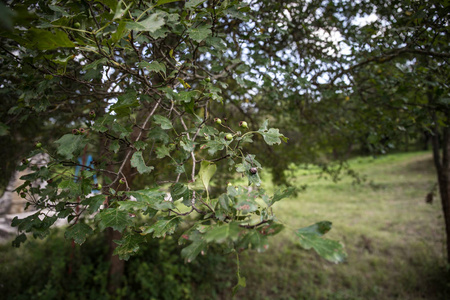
[230,151,448,300]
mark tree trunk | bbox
[103,109,152,293]
[106,227,125,294]
[431,125,450,264]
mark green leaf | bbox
[134,141,147,150]
[111,20,128,44]
[232,275,246,296]
[113,231,146,260]
[155,144,170,158]
[148,126,170,143]
[259,222,284,236]
[185,0,207,9]
[204,139,224,155]
[95,208,132,232]
[156,0,183,6]
[92,115,115,132]
[141,217,180,238]
[138,61,166,76]
[206,36,227,50]
[218,193,231,212]
[153,114,173,130]
[26,28,75,50]
[131,151,154,174]
[204,222,240,243]
[234,199,258,214]
[113,0,132,19]
[180,138,196,152]
[170,183,193,206]
[232,253,246,296]
[112,122,131,139]
[110,90,139,117]
[127,188,174,211]
[119,200,149,212]
[238,230,269,252]
[199,161,217,192]
[270,187,295,206]
[258,127,288,145]
[109,140,120,153]
[187,24,212,42]
[181,240,207,263]
[82,58,108,71]
[54,134,86,159]
[295,221,347,263]
[65,223,93,245]
[12,233,27,248]
[176,91,198,103]
[81,194,106,214]
[129,13,165,32]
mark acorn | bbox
[225,133,233,141]
[214,118,222,125]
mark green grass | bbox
[229,151,449,299]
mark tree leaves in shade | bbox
[141,217,181,238]
[26,28,75,50]
[205,139,225,155]
[295,221,347,263]
[156,0,182,7]
[65,223,93,245]
[153,114,173,130]
[237,230,269,252]
[199,161,217,192]
[185,0,207,9]
[170,183,193,206]
[181,240,207,263]
[54,134,86,159]
[138,61,166,76]
[127,13,165,32]
[188,24,212,42]
[270,187,296,206]
[126,189,174,211]
[81,194,106,214]
[95,208,132,232]
[12,233,27,248]
[204,222,240,243]
[130,151,154,174]
[113,231,146,260]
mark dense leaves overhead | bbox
[1,0,345,278]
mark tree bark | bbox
[431,125,450,264]
[106,227,125,294]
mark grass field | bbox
[228,151,449,300]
